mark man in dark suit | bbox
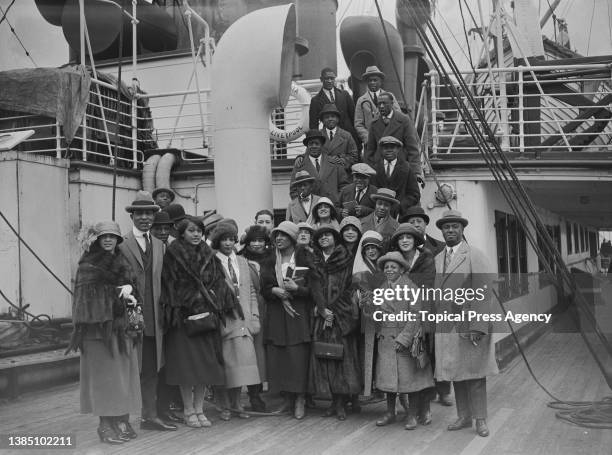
[360,188,400,250]
[319,103,359,173]
[309,67,359,147]
[290,129,349,206]
[400,206,445,256]
[365,92,422,178]
[371,136,420,219]
[338,163,378,220]
[119,191,177,432]
[286,170,321,224]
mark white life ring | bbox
[269,81,310,143]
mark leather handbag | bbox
[313,341,344,360]
[184,312,218,337]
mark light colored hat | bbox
[360,230,383,249]
[340,216,362,235]
[125,191,160,213]
[378,136,403,147]
[377,251,410,271]
[351,162,376,176]
[296,222,314,233]
[390,223,425,248]
[94,221,123,243]
[292,170,316,186]
[271,221,299,242]
[362,65,385,80]
[435,209,469,229]
[370,188,400,206]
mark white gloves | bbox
[118,284,133,299]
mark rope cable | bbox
[0,4,37,66]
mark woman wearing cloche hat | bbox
[68,221,142,445]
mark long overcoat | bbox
[433,242,499,381]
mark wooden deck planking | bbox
[0,332,610,455]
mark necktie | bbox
[315,158,320,172]
[356,189,363,202]
[329,130,334,141]
[383,116,390,125]
[373,93,378,105]
[144,232,151,253]
[329,90,335,103]
[228,257,238,286]
[386,161,392,178]
[444,247,453,273]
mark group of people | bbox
[70,65,498,446]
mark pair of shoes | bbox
[438,394,453,406]
[184,413,202,428]
[113,420,137,440]
[159,411,183,424]
[417,411,432,426]
[97,426,124,445]
[375,413,396,427]
[197,413,212,428]
[447,417,472,431]
[475,419,489,437]
[219,410,231,421]
[404,416,418,430]
[140,417,178,431]
[294,395,305,420]
[249,395,267,413]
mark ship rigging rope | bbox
[397,0,612,429]
[0,4,37,67]
[0,0,16,25]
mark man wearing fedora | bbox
[119,191,177,432]
[365,92,422,179]
[371,136,421,218]
[286,170,321,224]
[400,206,445,257]
[309,67,359,147]
[151,211,175,248]
[319,103,359,173]
[290,129,349,206]
[432,210,498,438]
[359,188,400,250]
[354,66,401,146]
[152,188,175,210]
[338,163,378,220]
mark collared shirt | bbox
[300,196,313,216]
[216,251,240,283]
[309,155,322,172]
[445,241,463,258]
[326,127,337,141]
[355,185,368,202]
[132,225,150,252]
[384,158,397,176]
[325,89,335,102]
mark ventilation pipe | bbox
[211,4,296,230]
[142,154,161,193]
[340,16,405,109]
[155,152,176,190]
[396,0,431,113]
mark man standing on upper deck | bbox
[432,210,498,438]
[309,67,359,148]
[354,66,401,146]
[365,92,422,180]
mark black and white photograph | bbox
[0,0,611,454]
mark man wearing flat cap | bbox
[371,136,421,218]
[432,210,498,438]
[365,91,422,179]
[338,163,378,219]
[119,191,177,432]
[359,188,400,250]
[309,67,359,147]
[319,103,359,173]
[354,66,401,146]
[290,129,349,206]
[286,170,321,224]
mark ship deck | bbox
[0,331,610,455]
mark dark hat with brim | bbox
[377,251,410,271]
[163,203,186,223]
[152,187,175,202]
[152,211,174,226]
[313,223,342,244]
[292,170,316,186]
[319,103,341,120]
[435,209,469,229]
[399,206,430,224]
[302,129,327,146]
[390,223,425,248]
[378,136,403,147]
[125,191,160,213]
[370,188,400,206]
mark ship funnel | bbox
[396,0,431,112]
[340,16,405,109]
[212,4,296,230]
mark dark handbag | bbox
[126,302,144,337]
[183,312,218,337]
[313,341,344,360]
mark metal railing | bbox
[426,63,612,156]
